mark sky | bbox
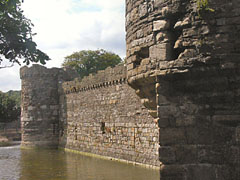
[0,0,126,92]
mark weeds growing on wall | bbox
[197,0,214,17]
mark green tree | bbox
[0,0,50,68]
[6,90,21,107]
[62,49,122,78]
[0,91,20,123]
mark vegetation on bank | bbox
[0,141,11,147]
[0,90,21,123]
[0,136,10,147]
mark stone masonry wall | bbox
[20,65,77,148]
[59,64,160,167]
[20,64,160,167]
[126,0,240,179]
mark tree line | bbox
[0,0,122,124]
[0,91,21,123]
[0,0,123,72]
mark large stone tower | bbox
[20,64,76,148]
[20,65,61,148]
[126,0,240,179]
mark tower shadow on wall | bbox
[57,68,80,150]
[157,68,240,180]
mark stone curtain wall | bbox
[59,65,160,167]
[20,0,240,176]
[126,0,240,180]
[20,64,160,167]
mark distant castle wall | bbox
[20,64,160,167]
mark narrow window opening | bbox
[52,123,56,135]
[101,122,105,134]
[74,126,78,140]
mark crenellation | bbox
[19,0,240,178]
[59,65,160,167]
[20,64,160,167]
[62,64,127,94]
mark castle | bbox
[21,0,240,179]
[20,64,160,168]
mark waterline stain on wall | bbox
[20,64,160,167]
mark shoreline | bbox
[0,141,11,147]
[0,136,9,146]
[0,140,21,147]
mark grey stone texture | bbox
[20,0,240,178]
[20,65,78,148]
[126,0,240,179]
[20,64,160,167]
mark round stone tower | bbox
[126,0,240,179]
[20,65,61,148]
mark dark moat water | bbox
[0,145,160,180]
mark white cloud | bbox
[0,0,126,92]
[22,0,126,67]
[0,65,21,92]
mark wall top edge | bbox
[62,64,127,94]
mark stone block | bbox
[158,118,170,128]
[28,106,34,111]
[217,18,226,26]
[149,43,173,61]
[175,145,198,164]
[127,63,134,71]
[160,127,187,146]
[178,49,197,59]
[139,3,148,17]
[160,165,187,180]
[40,105,47,110]
[141,58,150,65]
[154,0,168,8]
[159,61,170,70]
[227,146,240,165]
[176,116,195,127]
[153,20,170,31]
[158,105,179,118]
[159,146,176,164]
[236,126,240,144]
[156,32,173,43]
[186,164,217,180]
[212,115,240,127]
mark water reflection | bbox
[0,145,20,180]
[0,146,160,180]
[64,152,160,180]
[20,148,68,180]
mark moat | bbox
[0,145,160,180]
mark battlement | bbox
[62,64,126,94]
[20,0,240,178]
[20,64,160,167]
[20,64,60,79]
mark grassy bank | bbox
[0,141,11,147]
[0,136,11,147]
